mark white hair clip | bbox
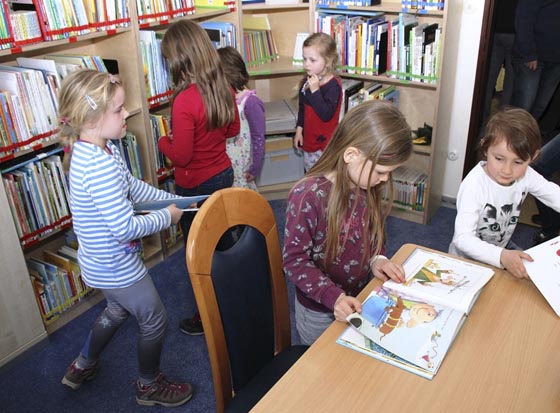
[85,94,98,110]
[109,74,117,84]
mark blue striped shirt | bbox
[69,140,178,289]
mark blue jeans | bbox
[512,58,560,120]
[532,134,560,233]
[175,166,234,243]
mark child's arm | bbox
[283,182,345,311]
[84,154,174,244]
[244,95,266,179]
[294,126,303,149]
[526,166,560,212]
[305,79,342,122]
[294,91,304,149]
[157,93,195,167]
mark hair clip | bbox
[60,116,69,125]
[109,74,117,84]
[85,94,98,110]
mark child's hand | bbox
[372,257,406,283]
[334,294,362,322]
[500,249,533,279]
[167,204,183,225]
[294,129,303,149]
[307,74,320,93]
[243,171,255,182]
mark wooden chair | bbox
[185,187,308,413]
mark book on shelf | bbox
[339,78,364,122]
[133,194,210,213]
[292,32,309,66]
[524,235,560,317]
[200,21,236,49]
[339,247,494,379]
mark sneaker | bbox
[136,373,193,407]
[61,359,100,390]
[179,313,204,336]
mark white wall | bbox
[436,0,485,201]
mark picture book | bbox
[523,235,560,317]
[133,195,210,213]
[341,248,494,379]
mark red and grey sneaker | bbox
[61,359,100,390]
[136,373,194,407]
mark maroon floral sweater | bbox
[283,176,384,313]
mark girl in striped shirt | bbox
[58,69,193,408]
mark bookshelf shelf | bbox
[243,3,310,11]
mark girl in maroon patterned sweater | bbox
[283,100,413,345]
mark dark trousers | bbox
[532,134,560,234]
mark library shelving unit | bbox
[245,0,448,224]
[0,1,237,367]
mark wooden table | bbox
[251,244,560,413]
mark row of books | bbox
[149,113,173,178]
[402,0,445,11]
[137,0,195,24]
[27,245,94,324]
[140,22,236,108]
[2,151,71,245]
[111,132,145,181]
[159,179,183,247]
[0,54,108,158]
[139,30,172,107]
[1,0,229,48]
[385,166,428,212]
[339,79,400,122]
[316,0,381,7]
[242,15,278,67]
[20,0,129,42]
[316,12,441,83]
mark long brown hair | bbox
[161,20,236,130]
[306,100,412,263]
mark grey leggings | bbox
[78,274,167,382]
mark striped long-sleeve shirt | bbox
[69,140,179,289]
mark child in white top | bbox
[449,107,560,278]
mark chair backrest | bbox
[186,188,291,413]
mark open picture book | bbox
[338,248,494,379]
[133,195,210,213]
[524,235,560,317]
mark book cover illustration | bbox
[524,235,560,317]
[385,248,494,314]
[347,286,465,377]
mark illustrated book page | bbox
[524,235,560,317]
[345,285,466,378]
[133,195,210,213]
[384,248,495,314]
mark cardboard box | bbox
[256,137,304,186]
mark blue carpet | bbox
[0,201,539,413]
